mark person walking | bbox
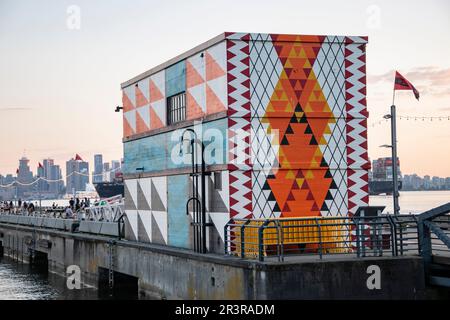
[28,202,35,214]
[75,197,80,211]
[65,206,74,219]
[69,198,74,210]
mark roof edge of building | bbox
[120,32,368,89]
[120,32,227,89]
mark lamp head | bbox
[179,137,193,155]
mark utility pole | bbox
[390,104,400,215]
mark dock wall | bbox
[0,222,426,299]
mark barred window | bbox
[167,92,186,125]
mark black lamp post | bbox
[180,128,207,254]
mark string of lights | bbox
[0,166,122,188]
[370,115,450,127]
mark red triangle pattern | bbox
[206,51,226,81]
[122,91,134,112]
[186,60,205,88]
[136,107,149,133]
[135,86,149,108]
[123,114,134,137]
[206,83,226,114]
[186,90,205,120]
[150,106,164,129]
[149,79,164,103]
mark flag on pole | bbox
[394,71,420,100]
[75,154,83,161]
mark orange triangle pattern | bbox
[206,51,226,81]
[186,60,205,88]
[122,92,134,112]
[263,36,335,218]
[206,84,226,114]
[136,107,150,133]
[186,90,205,119]
[150,106,164,129]
[149,79,164,103]
[135,86,149,108]
[123,114,134,137]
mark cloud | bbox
[0,107,33,111]
[368,66,450,97]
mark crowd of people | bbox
[0,197,92,219]
[0,199,37,214]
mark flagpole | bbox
[392,88,396,106]
[390,85,400,216]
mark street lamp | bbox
[381,106,400,215]
[115,106,123,112]
[179,128,207,254]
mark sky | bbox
[0,0,449,178]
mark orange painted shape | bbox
[149,79,164,103]
[136,107,150,134]
[186,90,205,120]
[186,60,205,88]
[267,175,295,215]
[150,106,164,129]
[123,115,133,137]
[135,86,149,108]
[206,84,226,114]
[205,52,226,81]
[122,92,134,112]
[307,118,330,142]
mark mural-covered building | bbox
[121,32,370,252]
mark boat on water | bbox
[94,172,124,198]
[369,157,403,195]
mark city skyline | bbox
[1,0,449,177]
[0,154,123,188]
[1,153,449,184]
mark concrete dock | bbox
[0,220,427,299]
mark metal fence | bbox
[224,215,420,262]
[0,195,124,222]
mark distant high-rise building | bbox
[93,154,103,183]
[66,156,89,192]
[111,160,121,181]
[34,158,64,196]
[17,157,33,197]
[36,162,46,191]
[0,174,16,198]
[103,162,110,182]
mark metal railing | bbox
[84,196,124,222]
[224,215,420,262]
[0,195,124,222]
[417,203,450,288]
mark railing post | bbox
[276,220,284,262]
[258,222,265,262]
[418,219,432,278]
[241,220,251,259]
[398,217,404,255]
[386,215,397,256]
[355,219,361,258]
[224,222,229,255]
[316,218,322,259]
